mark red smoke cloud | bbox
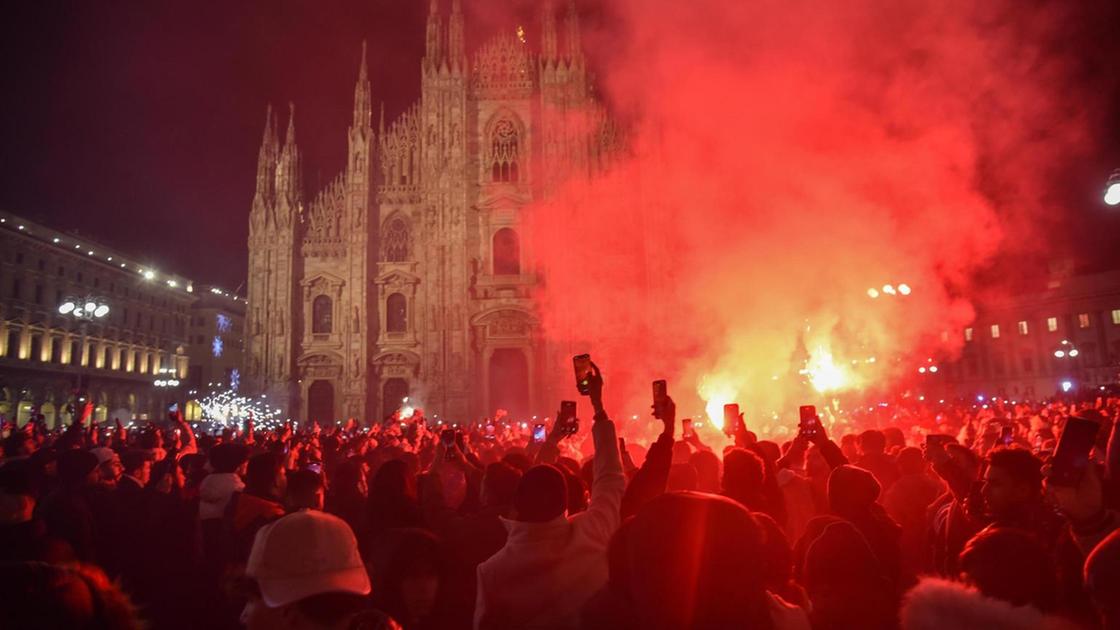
[523,0,1101,435]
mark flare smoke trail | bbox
[520,0,1109,435]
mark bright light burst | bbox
[698,377,737,430]
[800,346,849,393]
[199,389,282,427]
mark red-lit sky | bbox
[0,0,1118,291]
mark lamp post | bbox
[58,296,110,422]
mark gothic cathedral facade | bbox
[245,1,620,423]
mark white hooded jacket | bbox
[474,418,625,630]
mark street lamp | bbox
[58,296,111,321]
[1053,339,1079,359]
[1105,169,1120,207]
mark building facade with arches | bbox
[245,1,622,422]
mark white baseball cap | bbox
[246,510,371,607]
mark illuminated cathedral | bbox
[245,0,621,422]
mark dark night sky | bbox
[1,0,1118,292]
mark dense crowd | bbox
[1,362,1119,629]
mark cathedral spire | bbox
[425,0,443,65]
[379,102,386,138]
[448,0,464,64]
[253,103,277,211]
[564,0,582,61]
[541,0,558,62]
[275,102,302,211]
[352,40,371,130]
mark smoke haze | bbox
[520,0,1111,434]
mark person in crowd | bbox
[90,446,123,489]
[802,519,898,629]
[369,528,448,629]
[35,448,103,563]
[584,492,810,629]
[474,362,624,629]
[902,528,1072,630]
[227,452,287,563]
[826,464,905,588]
[884,446,943,577]
[0,561,142,630]
[1084,528,1120,630]
[241,509,399,630]
[286,469,325,511]
[367,458,423,537]
[856,429,900,491]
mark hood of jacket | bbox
[901,578,1075,630]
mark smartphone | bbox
[532,423,547,443]
[557,400,579,435]
[652,380,668,416]
[573,354,593,396]
[440,429,455,448]
[168,403,179,413]
[1049,416,1101,487]
[305,462,323,475]
[798,405,819,439]
[722,404,740,436]
[682,418,695,440]
[1000,425,1014,446]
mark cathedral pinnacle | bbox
[284,102,297,146]
[541,0,558,62]
[353,41,372,129]
[449,0,465,62]
[565,0,582,60]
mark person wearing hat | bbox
[90,447,122,489]
[241,510,399,630]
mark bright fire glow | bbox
[801,347,849,393]
[698,377,737,430]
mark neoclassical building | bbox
[245,0,620,422]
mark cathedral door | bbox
[307,380,335,424]
[488,348,529,419]
[382,378,409,422]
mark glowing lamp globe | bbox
[93,304,110,318]
[58,301,75,315]
[1061,381,1074,393]
[898,283,912,295]
[1106,182,1120,206]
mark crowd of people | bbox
[1,362,1119,629]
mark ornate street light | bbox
[58,296,110,321]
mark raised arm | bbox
[576,362,625,543]
[621,396,675,520]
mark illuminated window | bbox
[1046,317,1058,332]
[493,228,521,275]
[990,324,1000,339]
[387,293,407,333]
[1017,321,1028,335]
[1078,313,1091,329]
[1112,309,1120,325]
[964,327,973,342]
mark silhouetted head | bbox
[513,464,567,522]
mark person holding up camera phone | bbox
[475,355,624,629]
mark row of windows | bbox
[951,339,1120,379]
[310,294,409,335]
[3,329,173,374]
[965,310,1120,341]
[381,221,522,276]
